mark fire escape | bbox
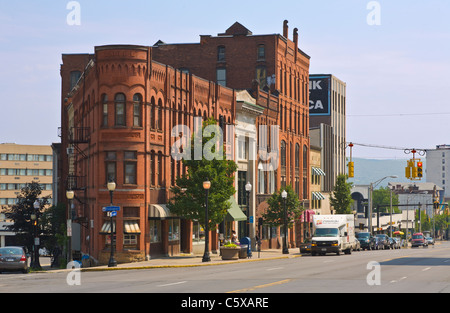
[67,126,90,229]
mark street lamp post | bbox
[281,190,289,254]
[245,182,252,238]
[202,179,211,262]
[107,181,117,267]
[368,175,398,234]
[30,199,41,270]
[66,190,74,263]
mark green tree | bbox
[4,182,51,256]
[330,174,353,214]
[262,185,302,228]
[372,186,400,213]
[167,117,237,231]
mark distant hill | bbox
[347,158,424,188]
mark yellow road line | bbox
[227,279,292,293]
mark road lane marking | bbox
[266,267,284,271]
[227,279,292,293]
[157,281,187,287]
[422,267,431,272]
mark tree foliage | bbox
[167,117,237,230]
[4,182,51,253]
[330,174,353,214]
[373,186,400,213]
[262,185,303,228]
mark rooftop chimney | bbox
[283,20,288,39]
[293,27,298,60]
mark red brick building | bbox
[152,20,311,248]
[60,45,237,263]
[59,20,311,264]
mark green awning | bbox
[225,196,247,222]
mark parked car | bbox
[300,241,312,254]
[425,237,435,245]
[356,232,374,250]
[370,237,382,250]
[411,232,428,247]
[353,238,361,251]
[392,237,401,249]
[0,246,28,274]
[375,234,390,249]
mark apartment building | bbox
[0,143,53,246]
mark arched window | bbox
[101,94,108,127]
[157,99,163,131]
[281,140,286,167]
[150,97,156,129]
[115,93,126,126]
[133,93,142,127]
[150,150,156,186]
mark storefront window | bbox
[192,221,205,244]
[149,220,161,243]
[168,219,180,241]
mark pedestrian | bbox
[231,230,238,243]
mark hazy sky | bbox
[0,0,449,159]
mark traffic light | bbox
[405,160,411,179]
[417,161,423,178]
[411,162,417,178]
[406,160,415,179]
[348,161,354,178]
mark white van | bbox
[311,215,356,256]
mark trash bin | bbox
[240,237,252,258]
[239,245,248,259]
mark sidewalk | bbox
[42,248,302,272]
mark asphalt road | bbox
[1,241,450,295]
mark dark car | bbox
[300,241,312,254]
[392,237,401,249]
[375,234,390,250]
[356,232,374,250]
[387,237,396,249]
[411,233,428,248]
[0,246,28,274]
[370,237,382,250]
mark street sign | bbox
[108,211,117,217]
[102,206,120,212]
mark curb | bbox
[80,254,303,272]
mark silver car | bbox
[0,246,28,274]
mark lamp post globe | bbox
[281,190,289,254]
[107,180,117,267]
[202,179,211,262]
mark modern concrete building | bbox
[0,143,53,246]
[309,74,346,192]
[426,144,450,198]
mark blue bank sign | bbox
[309,75,331,116]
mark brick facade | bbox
[59,20,312,263]
[61,45,236,263]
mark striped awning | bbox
[100,220,141,234]
[311,191,325,200]
[100,221,115,234]
[149,204,172,219]
[124,220,141,234]
[312,167,326,176]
